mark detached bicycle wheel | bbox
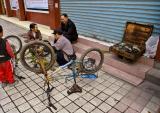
[4,35,22,54]
[79,48,104,74]
[20,41,56,73]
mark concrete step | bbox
[146,68,160,86]
[154,61,160,69]
[74,42,152,78]
[104,54,152,79]
[77,36,111,51]
[75,37,154,66]
[75,51,143,85]
[102,64,144,85]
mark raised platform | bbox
[74,37,154,86]
[154,61,160,69]
[146,61,160,86]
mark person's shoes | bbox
[8,80,19,87]
[1,82,7,88]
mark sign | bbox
[10,0,18,9]
[25,0,48,11]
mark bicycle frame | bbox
[50,59,81,83]
[52,49,109,81]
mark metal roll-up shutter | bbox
[60,0,160,42]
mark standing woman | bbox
[0,25,16,86]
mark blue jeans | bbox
[56,50,68,66]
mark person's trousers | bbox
[56,50,68,66]
[0,60,15,84]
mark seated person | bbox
[24,23,42,42]
[60,13,78,43]
[49,28,76,66]
[0,25,16,86]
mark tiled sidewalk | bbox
[0,19,160,113]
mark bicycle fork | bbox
[38,59,57,111]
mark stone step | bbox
[75,51,143,86]
[74,42,153,79]
[102,64,143,86]
[77,36,111,50]
[146,68,160,86]
[103,54,152,79]
[76,37,154,66]
[154,61,160,69]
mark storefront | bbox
[1,0,160,61]
[24,0,50,26]
[61,0,160,42]
[2,0,60,29]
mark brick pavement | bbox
[0,19,160,113]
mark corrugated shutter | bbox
[60,0,160,42]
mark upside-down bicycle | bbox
[19,40,108,111]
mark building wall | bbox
[2,0,160,61]
[25,12,50,26]
[3,0,60,29]
[11,10,16,17]
[61,0,160,42]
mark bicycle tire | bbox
[4,35,22,54]
[79,48,104,74]
[20,40,56,73]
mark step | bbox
[74,38,154,66]
[102,64,143,86]
[137,56,154,67]
[77,36,154,66]
[74,42,153,79]
[103,54,152,79]
[154,61,160,69]
[78,35,113,50]
[75,52,143,86]
[146,68,160,86]
[75,45,143,85]
[73,40,110,55]
[73,42,91,54]
[73,38,155,85]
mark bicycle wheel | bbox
[4,35,22,54]
[20,40,56,73]
[79,48,104,74]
